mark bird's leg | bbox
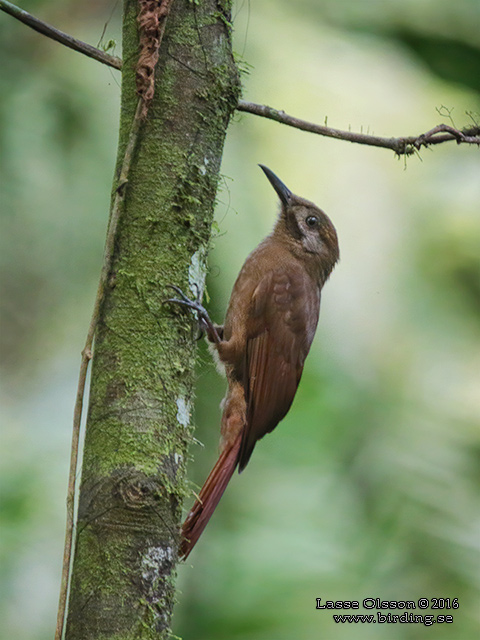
[165,285,223,345]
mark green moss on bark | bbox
[65,0,240,638]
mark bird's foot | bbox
[164,285,221,345]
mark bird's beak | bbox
[259,164,292,206]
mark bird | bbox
[167,165,339,559]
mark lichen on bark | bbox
[65,1,240,638]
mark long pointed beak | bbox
[258,164,292,206]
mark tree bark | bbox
[65,1,240,638]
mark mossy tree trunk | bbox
[65,1,239,638]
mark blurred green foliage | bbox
[1,1,479,639]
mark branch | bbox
[0,0,122,70]
[237,101,480,155]
[3,0,478,155]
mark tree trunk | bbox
[65,1,239,638]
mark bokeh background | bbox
[1,1,479,639]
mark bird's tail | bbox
[180,433,242,560]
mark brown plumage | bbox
[171,165,339,559]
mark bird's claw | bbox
[164,285,209,318]
[164,285,221,345]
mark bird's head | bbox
[259,164,339,280]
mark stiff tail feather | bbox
[180,433,242,559]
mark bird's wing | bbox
[238,266,320,471]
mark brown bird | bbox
[167,165,339,559]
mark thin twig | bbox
[237,100,480,155]
[0,0,122,69]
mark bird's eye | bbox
[305,216,318,228]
